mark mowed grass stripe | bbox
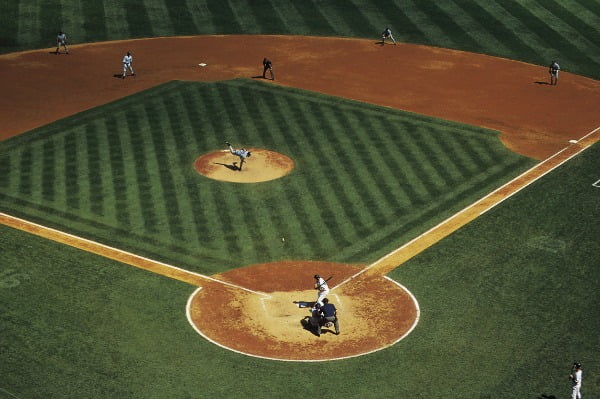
[161,94,203,245]
[16,2,41,50]
[336,0,378,38]
[105,116,132,228]
[84,123,104,216]
[250,0,290,34]
[409,126,454,193]
[39,0,62,49]
[500,0,595,66]
[79,0,108,42]
[340,111,403,217]
[285,0,334,36]
[235,88,332,257]
[163,0,197,35]
[294,100,365,244]
[217,86,273,259]
[201,87,246,256]
[143,0,174,37]
[374,120,427,207]
[124,110,159,234]
[221,84,292,255]
[178,88,218,243]
[0,1,19,48]
[419,130,466,184]
[324,108,388,225]
[17,147,33,198]
[532,0,600,60]
[401,0,457,48]
[268,94,339,256]
[95,119,119,225]
[435,0,512,56]
[205,0,242,32]
[458,1,537,62]
[378,0,427,43]
[123,0,153,38]
[249,91,333,256]
[139,101,183,241]
[27,141,44,203]
[357,116,413,211]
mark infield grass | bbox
[0,79,534,275]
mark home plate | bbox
[198,63,207,67]
[569,139,578,144]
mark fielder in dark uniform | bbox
[262,58,275,80]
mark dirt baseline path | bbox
[2,35,599,360]
[1,35,599,160]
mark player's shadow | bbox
[300,316,320,337]
[537,394,556,399]
[214,162,240,171]
[534,81,550,85]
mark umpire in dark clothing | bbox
[318,298,339,336]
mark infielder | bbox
[313,274,330,307]
[381,27,397,45]
[122,51,135,79]
[225,142,251,171]
[549,60,560,86]
[569,362,582,399]
[262,58,275,80]
[55,31,69,54]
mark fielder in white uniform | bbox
[569,362,582,399]
[549,60,560,86]
[226,142,252,171]
[55,31,69,54]
[381,27,397,45]
[313,274,329,307]
[122,51,135,79]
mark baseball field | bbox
[1,1,599,398]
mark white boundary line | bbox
[334,125,600,289]
[0,212,269,298]
[186,278,420,362]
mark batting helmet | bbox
[314,274,320,279]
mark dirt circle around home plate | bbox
[187,261,419,361]
[194,149,295,183]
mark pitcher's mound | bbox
[194,149,295,183]
[187,261,420,361]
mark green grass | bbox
[1,143,597,398]
[0,79,534,275]
[1,0,599,80]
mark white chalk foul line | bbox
[334,125,600,289]
[0,212,269,298]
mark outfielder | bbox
[381,27,397,45]
[225,142,251,171]
[55,31,69,54]
[549,60,560,86]
[313,274,330,307]
[569,362,582,399]
[122,51,135,79]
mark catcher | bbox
[55,31,69,54]
[313,274,330,307]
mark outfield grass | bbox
[1,142,597,398]
[0,79,534,274]
[1,0,599,80]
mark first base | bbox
[198,63,207,67]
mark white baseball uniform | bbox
[315,277,329,306]
[571,369,582,399]
[122,53,135,78]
